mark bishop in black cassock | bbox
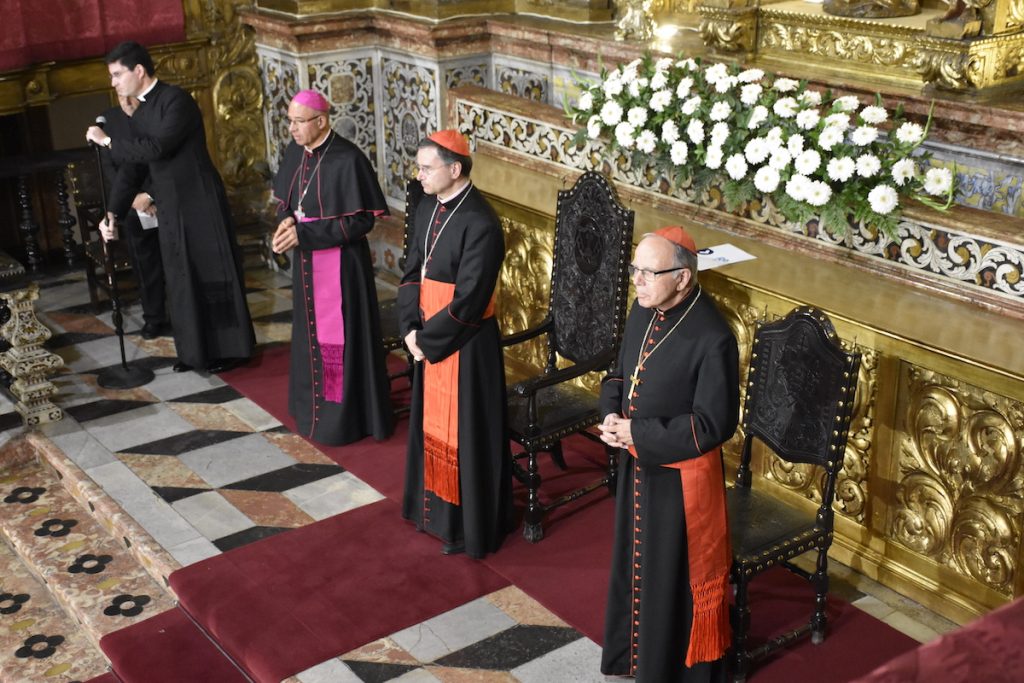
[271,89,393,446]
[398,130,513,559]
[598,226,739,683]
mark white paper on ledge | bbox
[697,243,756,271]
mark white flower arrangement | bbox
[568,54,957,236]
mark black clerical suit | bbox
[98,104,166,329]
[107,80,254,368]
[398,183,514,559]
[273,131,393,446]
[601,285,739,683]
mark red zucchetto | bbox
[653,225,697,255]
[428,129,471,156]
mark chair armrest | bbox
[510,350,614,397]
[501,317,553,348]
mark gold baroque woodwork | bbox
[911,49,982,89]
[837,345,875,523]
[498,215,554,376]
[892,365,1023,596]
[699,10,756,53]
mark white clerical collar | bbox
[437,180,471,205]
[137,79,159,102]
[303,130,332,154]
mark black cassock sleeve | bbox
[109,88,199,165]
[600,341,627,419]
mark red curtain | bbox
[0,0,186,72]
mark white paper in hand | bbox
[136,209,159,230]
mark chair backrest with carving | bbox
[741,306,860,475]
[66,158,105,230]
[548,171,634,365]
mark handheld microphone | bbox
[90,115,108,148]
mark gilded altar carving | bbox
[699,7,757,53]
[911,48,982,90]
[824,0,920,19]
[892,366,1023,596]
[758,21,917,69]
[498,215,554,377]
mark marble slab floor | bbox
[0,259,958,682]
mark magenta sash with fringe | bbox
[305,217,345,404]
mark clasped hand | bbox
[598,413,633,449]
[271,216,298,254]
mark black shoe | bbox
[140,321,168,340]
[206,357,246,374]
[172,361,193,373]
[441,542,465,556]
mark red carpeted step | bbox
[168,498,509,683]
[220,343,922,682]
[99,608,249,683]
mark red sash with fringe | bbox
[420,278,495,505]
[664,446,732,667]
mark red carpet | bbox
[166,499,508,682]
[195,345,920,681]
[98,608,249,683]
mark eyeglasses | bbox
[287,115,323,126]
[628,264,684,283]
[416,163,452,175]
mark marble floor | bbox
[0,260,958,682]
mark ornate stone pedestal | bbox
[0,283,64,427]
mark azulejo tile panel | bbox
[455,98,1024,306]
[256,49,300,173]
[309,54,379,171]
[381,54,439,202]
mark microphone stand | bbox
[92,137,155,390]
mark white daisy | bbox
[773,97,799,118]
[895,122,925,145]
[774,77,799,92]
[600,100,623,126]
[768,146,792,171]
[603,77,623,98]
[651,70,669,91]
[868,184,898,214]
[824,112,851,131]
[785,174,811,201]
[795,149,822,175]
[856,154,881,177]
[687,119,705,144]
[587,115,602,139]
[705,63,729,84]
[577,91,594,112]
[670,140,689,165]
[725,153,748,180]
[710,101,732,121]
[738,68,764,83]
[710,122,730,147]
[671,139,688,164]
[891,158,916,186]
[860,105,888,125]
[787,133,805,156]
[747,105,769,130]
[676,77,694,99]
[627,106,649,127]
[650,90,673,113]
[705,145,724,170]
[635,129,658,154]
[805,180,832,207]
[681,95,702,116]
[796,109,821,131]
[744,137,771,165]
[817,126,844,152]
[851,126,879,146]
[924,167,954,196]
[615,121,636,148]
[834,95,860,112]
[799,90,823,106]
[827,157,856,182]
[661,120,680,144]
[740,83,763,106]
[754,166,781,193]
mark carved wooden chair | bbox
[66,157,134,312]
[378,178,423,393]
[727,306,861,682]
[502,170,634,542]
